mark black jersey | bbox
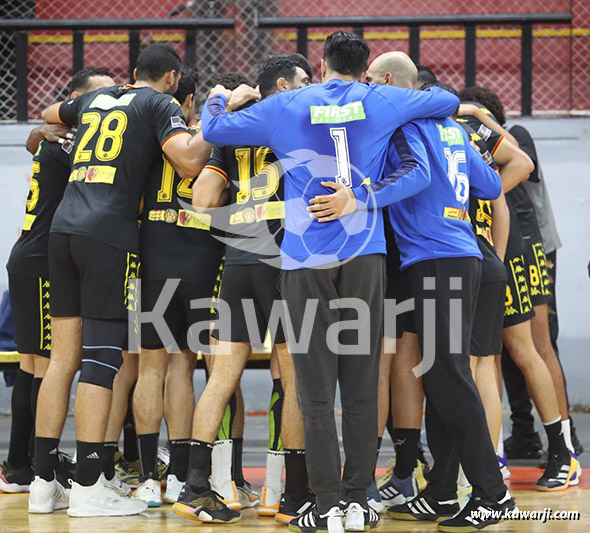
[51,85,190,253]
[203,144,284,266]
[141,130,224,282]
[7,140,72,277]
[457,122,507,283]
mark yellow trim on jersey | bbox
[38,277,44,351]
[161,130,191,150]
[491,136,505,157]
[203,165,229,183]
[22,213,36,231]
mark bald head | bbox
[366,52,418,89]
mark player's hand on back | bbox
[208,84,232,101]
[307,181,358,222]
[42,124,76,144]
[226,84,261,112]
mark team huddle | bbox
[0,30,581,533]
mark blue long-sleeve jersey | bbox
[201,80,459,269]
[384,117,502,269]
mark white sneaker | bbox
[67,473,147,517]
[134,478,162,507]
[28,476,70,513]
[212,479,241,510]
[344,502,380,531]
[162,474,183,504]
[237,482,260,508]
[104,473,131,496]
[258,485,281,516]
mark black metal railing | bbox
[0,18,235,121]
[257,13,573,116]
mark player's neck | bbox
[134,79,168,93]
[323,72,359,83]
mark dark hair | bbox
[136,43,181,82]
[174,66,197,104]
[69,67,111,94]
[323,31,370,78]
[416,64,437,88]
[422,80,458,97]
[269,53,314,81]
[256,55,307,98]
[211,72,252,91]
[459,86,506,125]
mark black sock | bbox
[29,377,43,459]
[76,441,103,486]
[385,411,395,445]
[8,369,34,468]
[232,437,245,487]
[123,388,138,463]
[34,436,59,481]
[268,378,284,451]
[169,439,190,482]
[137,433,159,481]
[373,436,383,482]
[393,428,420,479]
[102,441,119,480]
[285,448,308,501]
[544,418,569,459]
[186,440,213,492]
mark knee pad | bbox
[79,318,127,390]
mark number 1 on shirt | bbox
[330,127,352,187]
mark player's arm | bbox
[493,138,534,193]
[458,104,519,145]
[192,146,230,212]
[200,86,287,148]
[25,124,75,155]
[162,129,213,179]
[466,142,502,201]
[379,86,460,125]
[490,190,510,261]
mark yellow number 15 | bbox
[74,110,128,164]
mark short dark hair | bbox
[269,53,314,81]
[323,31,370,78]
[136,43,181,82]
[459,86,506,125]
[211,72,252,91]
[422,80,458,97]
[69,67,111,94]
[416,64,437,88]
[256,55,308,98]
[174,66,197,104]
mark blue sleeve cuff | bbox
[352,185,369,207]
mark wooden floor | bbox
[1,468,588,532]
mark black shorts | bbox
[140,277,218,352]
[8,273,51,357]
[384,223,415,339]
[49,233,140,320]
[214,262,286,345]
[503,253,535,328]
[471,280,506,357]
[523,240,552,307]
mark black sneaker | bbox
[0,461,33,493]
[571,421,584,457]
[172,485,241,523]
[289,504,344,533]
[437,490,516,532]
[55,451,76,488]
[343,502,380,531]
[504,429,543,460]
[536,452,578,491]
[275,492,315,524]
[387,490,459,522]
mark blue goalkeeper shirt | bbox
[384,117,502,269]
[201,80,458,269]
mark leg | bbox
[472,356,502,453]
[377,344,393,437]
[530,304,569,420]
[7,354,34,468]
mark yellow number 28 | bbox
[74,110,128,164]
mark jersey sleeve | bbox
[151,94,191,149]
[375,86,460,126]
[202,146,229,183]
[201,92,289,148]
[57,97,82,126]
[353,122,431,208]
[466,134,502,201]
